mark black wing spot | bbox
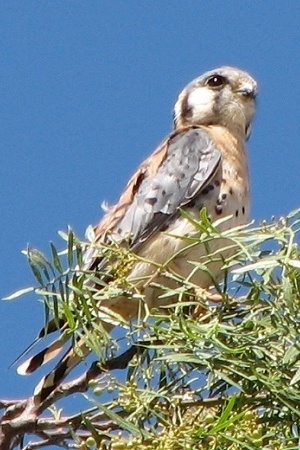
[145,197,157,206]
[215,205,223,215]
[202,184,215,195]
[160,223,169,232]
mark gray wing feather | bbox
[116,128,221,246]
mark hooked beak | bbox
[237,84,257,100]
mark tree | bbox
[1,209,300,450]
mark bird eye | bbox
[206,75,227,88]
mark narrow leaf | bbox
[50,242,64,274]
[3,287,34,300]
[67,228,74,267]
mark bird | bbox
[17,66,258,403]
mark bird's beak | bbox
[237,84,257,100]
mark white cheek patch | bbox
[174,99,183,125]
[187,87,215,116]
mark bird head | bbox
[173,66,258,139]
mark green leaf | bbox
[291,368,300,386]
[28,259,44,285]
[232,258,279,274]
[288,259,300,268]
[57,229,69,241]
[50,242,64,274]
[3,286,34,300]
[98,403,151,438]
[67,228,74,267]
[27,247,51,284]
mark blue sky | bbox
[0,0,299,419]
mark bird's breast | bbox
[131,126,250,293]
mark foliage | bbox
[1,209,300,449]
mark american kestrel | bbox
[18,66,258,403]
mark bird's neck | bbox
[206,123,246,145]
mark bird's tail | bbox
[17,332,69,376]
[18,319,114,404]
[33,338,90,403]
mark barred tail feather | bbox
[33,320,115,403]
[11,318,67,370]
[34,339,90,403]
[17,333,69,375]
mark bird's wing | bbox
[86,126,221,269]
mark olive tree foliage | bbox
[1,208,300,450]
